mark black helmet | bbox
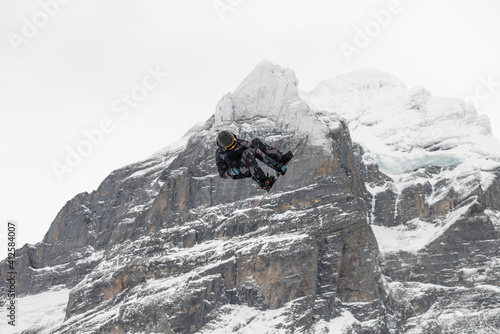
[217,131,236,150]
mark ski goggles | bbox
[224,138,237,150]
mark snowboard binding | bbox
[258,174,276,192]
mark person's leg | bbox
[251,138,282,161]
[239,150,267,184]
[251,138,293,169]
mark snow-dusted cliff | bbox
[1,61,500,333]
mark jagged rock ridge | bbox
[1,60,500,333]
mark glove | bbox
[229,167,240,176]
[277,163,287,175]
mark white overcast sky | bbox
[1,0,500,254]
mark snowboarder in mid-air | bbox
[215,131,293,191]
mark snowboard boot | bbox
[279,151,293,165]
[259,174,276,191]
[277,151,293,175]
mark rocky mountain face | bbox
[1,61,500,333]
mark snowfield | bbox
[0,286,70,334]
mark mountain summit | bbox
[1,61,500,333]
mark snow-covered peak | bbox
[406,86,431,111]
[335,68,407,91]
[309,69,406,106]
[233,59,299,95]
[306,69,500,176]
[214,60,330,147]
[214,60,300,129]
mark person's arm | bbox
[216,150,241,179]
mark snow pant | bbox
[237,138,284,183]
[250,138,283,163]
[238,150,267,183]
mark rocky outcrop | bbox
[54,113,386,333]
